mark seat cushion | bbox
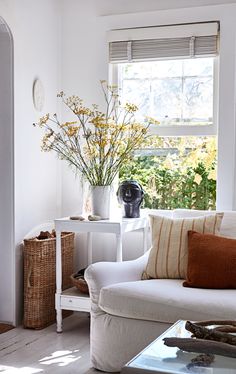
[99,279,236,323]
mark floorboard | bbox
[0,312,111,374]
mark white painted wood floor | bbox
[0,312,111,374]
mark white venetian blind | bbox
[108,22,219,63]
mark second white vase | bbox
[90,185,111,219]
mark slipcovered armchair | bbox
[85,251,171,372]
[85,209,236,372]
[85,251,149,309]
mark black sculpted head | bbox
[117,180,144,218]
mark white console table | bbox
[55,216,148,332]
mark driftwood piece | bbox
[194,320,236,333]
[163,337,236,359]
[195,320,236,327]
[186,353,215,369]
[185,321,236,345]
[214,326,236,333]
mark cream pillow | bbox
[143,213,224,280]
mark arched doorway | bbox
[0,17,14,324]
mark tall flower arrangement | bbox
[34,81,158,186]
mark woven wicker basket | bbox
[23,232,74,329]
[70,273,89,294]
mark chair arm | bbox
[85,251,149,306]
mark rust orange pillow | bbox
[183,230,236,289]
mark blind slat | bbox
[109,35,218,63]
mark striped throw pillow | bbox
[143,213,224,279]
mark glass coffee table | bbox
[121,320,236,373]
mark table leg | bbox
[116,233,122,262]
[55,294,62,333]
[56,230,62,333]
[87,232,93,265]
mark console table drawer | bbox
[61,295,91,311]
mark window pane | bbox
[152,79,182,124]
[118,57,214,126]
[151,60,183,78]
[183,77,213,124]
[119,63,151,79]
[121,79,150,119]
[183,58,213,76]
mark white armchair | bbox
[85,251,149,307]
[85,252,171,372]
[85,209,236,372]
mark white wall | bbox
[0,18,14,326]
[60,0,236,266]
[0,0,62,325]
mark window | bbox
[108,22,219,210]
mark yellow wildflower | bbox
[39,114,49,126]
[108,84,118,90]
[124,103,138,112]
[163,156,174,170]
[74,107,91,116]
[61,121,77,127]
[67,126,79,137]
[208,169,217,180]
[93,122,107,129]
[41,136,51,152]
[145,116,160,125]
[194,174,202,185]
[100,140,108,148]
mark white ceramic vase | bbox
[90,185,111,219]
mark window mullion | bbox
[181,61,184,124]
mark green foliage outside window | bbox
[119,137,217,210]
